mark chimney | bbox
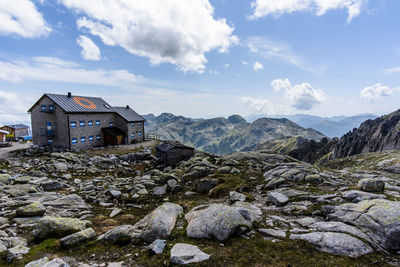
[126,105,130,109]
[67,92,72,98]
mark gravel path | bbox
[0,142,30,161]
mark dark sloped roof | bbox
[102,127,126,136]
[5,124,30,129]
[113,106,145,122]
[156,142,194,152]
[29,93,115,113]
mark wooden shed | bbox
[156,142,195,166]
[102,127,126,146]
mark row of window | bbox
[41,105,55,112]
[72,135,101,144]
[131,122,142,127]
[131,131,142,138]
[71,120,111,127]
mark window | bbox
[96,120,100,126]
[109,122,113,127]
[131,122,135,127]
[138,131,142,136]
[80,121,85,127]
[96,135,101,140]
[131,133,135,138]
[70,121,77,128]
[46,122,52,135]
[89,136,94,142]
[48,138,52,144]
[81,137,86,143]
[138,122,142,126]
[41,105,46,111]
[88,121,93,126]
[72,138,77,144]
[49,105,54,111]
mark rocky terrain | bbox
[143,113,325,155]
[332,109,400,159]
[1,141,400,266]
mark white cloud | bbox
[0,0,51,38]
[360,83,392,100]
[241,97,275,114]
[247,36,305,69]
[249,0,368,22]
[284,81,326,110]
[271,78,291,92]
[0,90,31,123]
[77,35,101,61]
[242,61,248,65]
[224,63,230,68]
[60,0,238,73]
[253,61,264,71]
[269,78,326,110]
[0,57,143,87]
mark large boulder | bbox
[133,202,183,242]
[33,217,91,240]
[358,178,385,193]
[328,199,400,250]
[170,243,210,265]
[0,173,11,184]
[290,232,373,258]
[185,204,254,241]
[16,202,46,217]
[100,202,183,243]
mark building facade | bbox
[28,93,145,150]
[0,124,30,141]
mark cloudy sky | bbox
[0,0,399,124]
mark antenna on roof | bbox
[67,92,72,98]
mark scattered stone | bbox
[148,239,167,254]
[16,202,46,217]
[342,190,386,202]
[196,179,218,194]
[43,258,70,267]
[107,190,122,199]
[7,245,30,262]
[54,162,68,172]
[265,177,286,190]
[110,208,122,218]
[267,192,289,206]
[25,257,50,267]
[358,178,385,193]
[60,228,96,247]
[0,173,11,184]
[153,185,167,196]
[170,243,210,265]
[229,191,246,203]
[259,228,286,238]
[41,180,63,191]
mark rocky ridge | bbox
[1,144,400,266]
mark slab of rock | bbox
[358,178,385,193]
[259,228,286,238]
[60,228,96,247]
[153,185,167,196]
[43,258,70,267]
[25,257,50,267]
[33,217,90,240]
[229,191,246,203]
[231,201,263,222]
[308,221,372,244]
[267,192,289,206]
[107,190,121,199]
[0,173,11,184]
[328,199,400,250]
[110,208,122,218]
[186,204,253,241]
[290,232,372,258]
[41,181,63,191]
[16,202,46,217]
[54,162,68,172]
[342,190,386,202]
[265,177,286,190]
[195,179,217,194]
[133,202,183,242]
[100,202,183,243]
[148,239,167,254]
[170,243,210,265]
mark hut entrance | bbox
[102,127,126,146]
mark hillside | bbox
[247,113,377,137]
[143,113,325,154]
[331,109,400,159]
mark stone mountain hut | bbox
[156,142,195,166]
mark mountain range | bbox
[142,113,325,155]
[246,113,377,138]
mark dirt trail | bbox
[0,142,30,161]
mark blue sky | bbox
[0,0,399,125]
